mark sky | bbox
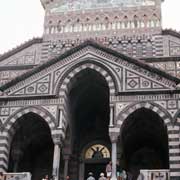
[0,0,180,54]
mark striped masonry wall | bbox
[0,106,58,171]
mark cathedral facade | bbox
[0,0,180,180]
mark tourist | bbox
[126,172,133,180]
[116,161,120,180]
[87,172,95,180]
[121,169,127,180]
[0,172,3,180]
[98,172,106,180]
[42,175,49,180]
[106,161,112,180]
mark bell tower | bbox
[40,0,164,41]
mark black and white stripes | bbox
[116,101,180,179]
[0,106,57,172]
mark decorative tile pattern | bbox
[169,40,180,56]
[9,74,51,96]
[115,102,130,117]
[125,70,167,91]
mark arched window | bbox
[85,144,110,160]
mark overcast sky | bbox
[0,0,179,54]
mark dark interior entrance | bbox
[119,108,169,180]
[67,68,111,179]
[8,112,54,180]
[85,162,107,180]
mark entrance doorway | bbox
[119,108,169,180]
[67,68,111,179]
[8,112,54,180]
[83,143,110,179]
[85,163,107,180]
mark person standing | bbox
[121,170,127,180]
[42,175,49,180]
[98,173,106,180]
[87,172,95,180]
[106,161,112,180]
[0,172,4,180]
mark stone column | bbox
[79,158,85,180]
[52,135,62,180]
[63,155,70,180]
[110,133,118,180]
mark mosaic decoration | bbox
[51,0,155,13]
[0,107,20,126]
[3,43,176,97]
[9,74,51,96]
[85,144,110,159]
[42,105,57,119]
[6,53,35,66]
[0,70,27,86]
[116,102,130,117]
[169,40,180,56]
[125,70,167,91]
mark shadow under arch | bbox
[60,66,112,179]
[6,108,55,180]
[55,60,119,96]
[118,107,169,180]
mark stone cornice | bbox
[142,56,180,62]
[162,29,180,39]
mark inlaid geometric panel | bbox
[125,70,167,91]
[127,78,139,89]
[42,105,57,119]
[10,74,51,96]
[116,102,130,116]
[3,41,177,98]
[0,107,20,125]
[169,40,180,56]
[6,53,36,66]
[167,100,177,109]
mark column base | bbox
[111,177,117,180]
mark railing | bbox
[1,172,31,180]
[138,169,170,180]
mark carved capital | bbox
[53,134,63,146]
[109,132,119,143]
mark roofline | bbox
[141,56,180,62]
[162,29,180,39]
[1,39,180,91]
[0,38,43,62]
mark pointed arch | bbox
[117,102,172,127]
[5,106,56,142]
[56,60,118,96]
[0,106,57,172]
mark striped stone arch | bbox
[116,102,172,128]
[116,102,180,179]
[170,110,180,178]
[6,106,56,138]
[0,106,57,171]
[56,61,117,96]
